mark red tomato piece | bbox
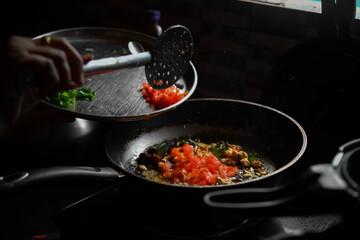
[141,83,188,110]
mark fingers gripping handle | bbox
[15,52,153,92]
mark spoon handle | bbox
[83,52,152,77]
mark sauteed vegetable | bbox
[137,139,268,186]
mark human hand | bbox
[0,36,84,129]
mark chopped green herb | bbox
[45,88,96,110]
[210,141,228,159]
[156,140,170,157]
[248,152,259,161]
[75,87,97,101]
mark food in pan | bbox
[137,139,268,186]
[141,82,188,110]
[45,87,96,110]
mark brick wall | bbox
[158,0,320,101]
[14,0,325,102]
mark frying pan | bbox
[105,98,307,189]
[36,27,197,121]
[0,99,306,192]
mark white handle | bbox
[83,52,152,76]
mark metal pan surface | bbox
[105,98,307,188]
[37,27,197,121]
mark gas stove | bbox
[0,129,350,240]
[51,181,348,240]
[0,96,359,240]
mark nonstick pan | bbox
[0,99,307,192]
[105,98,307,188]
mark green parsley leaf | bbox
[248,152,259,161]
[209,141,228,159]
[45,88,96,110]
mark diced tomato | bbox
[161,144,238,186]
[163,170,172,179]
[182,143,194,159]
[162,161,172,172]
[199,180,207,186]
[141,83,188,110]
[173,177,180,184]
[170,147,184,161]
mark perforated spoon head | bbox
[145,25,193,90]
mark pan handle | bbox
[0,166,123,193]
[204,164,357,215]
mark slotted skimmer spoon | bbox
[83,25,193,90]
[17,25,193,93]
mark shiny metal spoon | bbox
[83,25,193,90]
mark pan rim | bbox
[106,98,307,188]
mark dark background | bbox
[1,0,360,239]
[3,0,325,101]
